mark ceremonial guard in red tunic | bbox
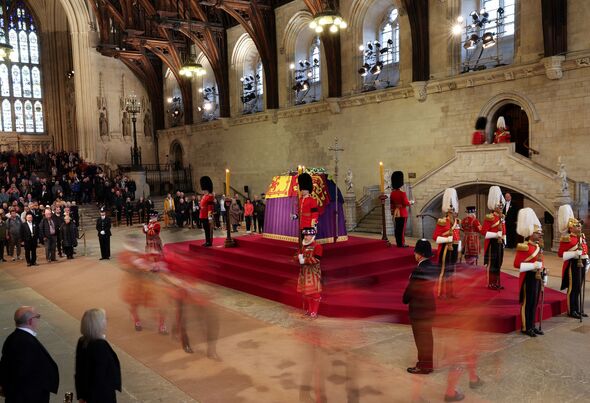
[297,173,319,230]
[432,188,460,298]
[143,213,162,253]
[199,176,215,247]
[390,171,412,248]
[481,186,506,290]
[471,116,487,145]
[557,204,589,319]
[297,227,323,318]
[493,116,510,144]
[461,206,482,266]
[513,208,546,337]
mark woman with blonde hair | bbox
[75,308,121,403]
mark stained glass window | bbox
[0,64,8,96]
[11,65,20,97]
[0,2,43,133]
[13,99,23,131]
[34,101,42,132]
[2,99,10,131]
[310,41,320,83]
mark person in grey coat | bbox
[6,208,22,261]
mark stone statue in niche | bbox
[143,107,152,138]
[345,169,354,192]
[557,156,569,196]
[384,168,393,192]
[99,107,109,137]
[122,110,131,138]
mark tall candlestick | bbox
[225,169,230,196]
[379,162,384,193]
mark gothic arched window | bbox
[458,0,516,72]
[256,61,263,96]
[380,9,400,65]
[309,40,320,83]
[0,1,43,133]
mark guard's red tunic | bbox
[432,216,461,257]
[480,212,506,253]
[199,193,215,220]
[299,194,319,229]
[389,189,410,218]
[493,128,511,143]
[461,216,482,257]
[513,241,541,290]
[558,234,588,277]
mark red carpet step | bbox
[163,235,567,333]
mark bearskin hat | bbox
[475,116,487,130]
[391,171,404,189]
[200,176,213,193]
[298,173,313,193]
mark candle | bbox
[379,162,384,193]
[225,169,230,196]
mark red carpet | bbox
[163,235,567,333]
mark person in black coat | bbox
[0,306,59,402]
[75,308,121,403]
[503,192,519,248]
[403,239,438,375]
[96,208,112,260]
[21,212,39,266]
[60,215,78,259]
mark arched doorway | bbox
[419,183,554,249]
[170,141,184,169]
[492,103,529,158]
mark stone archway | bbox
[410,143,583,250]
[170,141,184,169]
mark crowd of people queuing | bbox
[162,190,266,234]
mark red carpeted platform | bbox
[163,235,567,333]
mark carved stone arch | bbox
[282,10,314,65]
[479,91,540,153]
[169,140,185,169]
[479,91,541,123]
[231,33,261,115]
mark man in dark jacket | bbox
[0,306,59,401]
[39,208,58,262]
[403,239,438,375]
[96,207,112,260]
[21,212,39,266]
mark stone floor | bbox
[0,223,589,402]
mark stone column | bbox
[344,190,357,231]
[127,170,150,199]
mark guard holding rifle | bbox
[513,208,546,337]
[557,204,589,319]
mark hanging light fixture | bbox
[179,54,206,77]
[0,30,13,61]
[308,11,347,34]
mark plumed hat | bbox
[497,116,507,130]
[414,239,433,258]
[200,176,213,193]
[301,227,317,237]
[516,208,542,238]
[298,173,313,193]
[442,188,458,213]
[391,171,404,189]
[466,206,476,214]
[558,204,580,234]
[475,116,487,130]
[487,186,505,211]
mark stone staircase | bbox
[354,206,383,234]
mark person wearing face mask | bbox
[403,239,438,376]
[96,207,112,260]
